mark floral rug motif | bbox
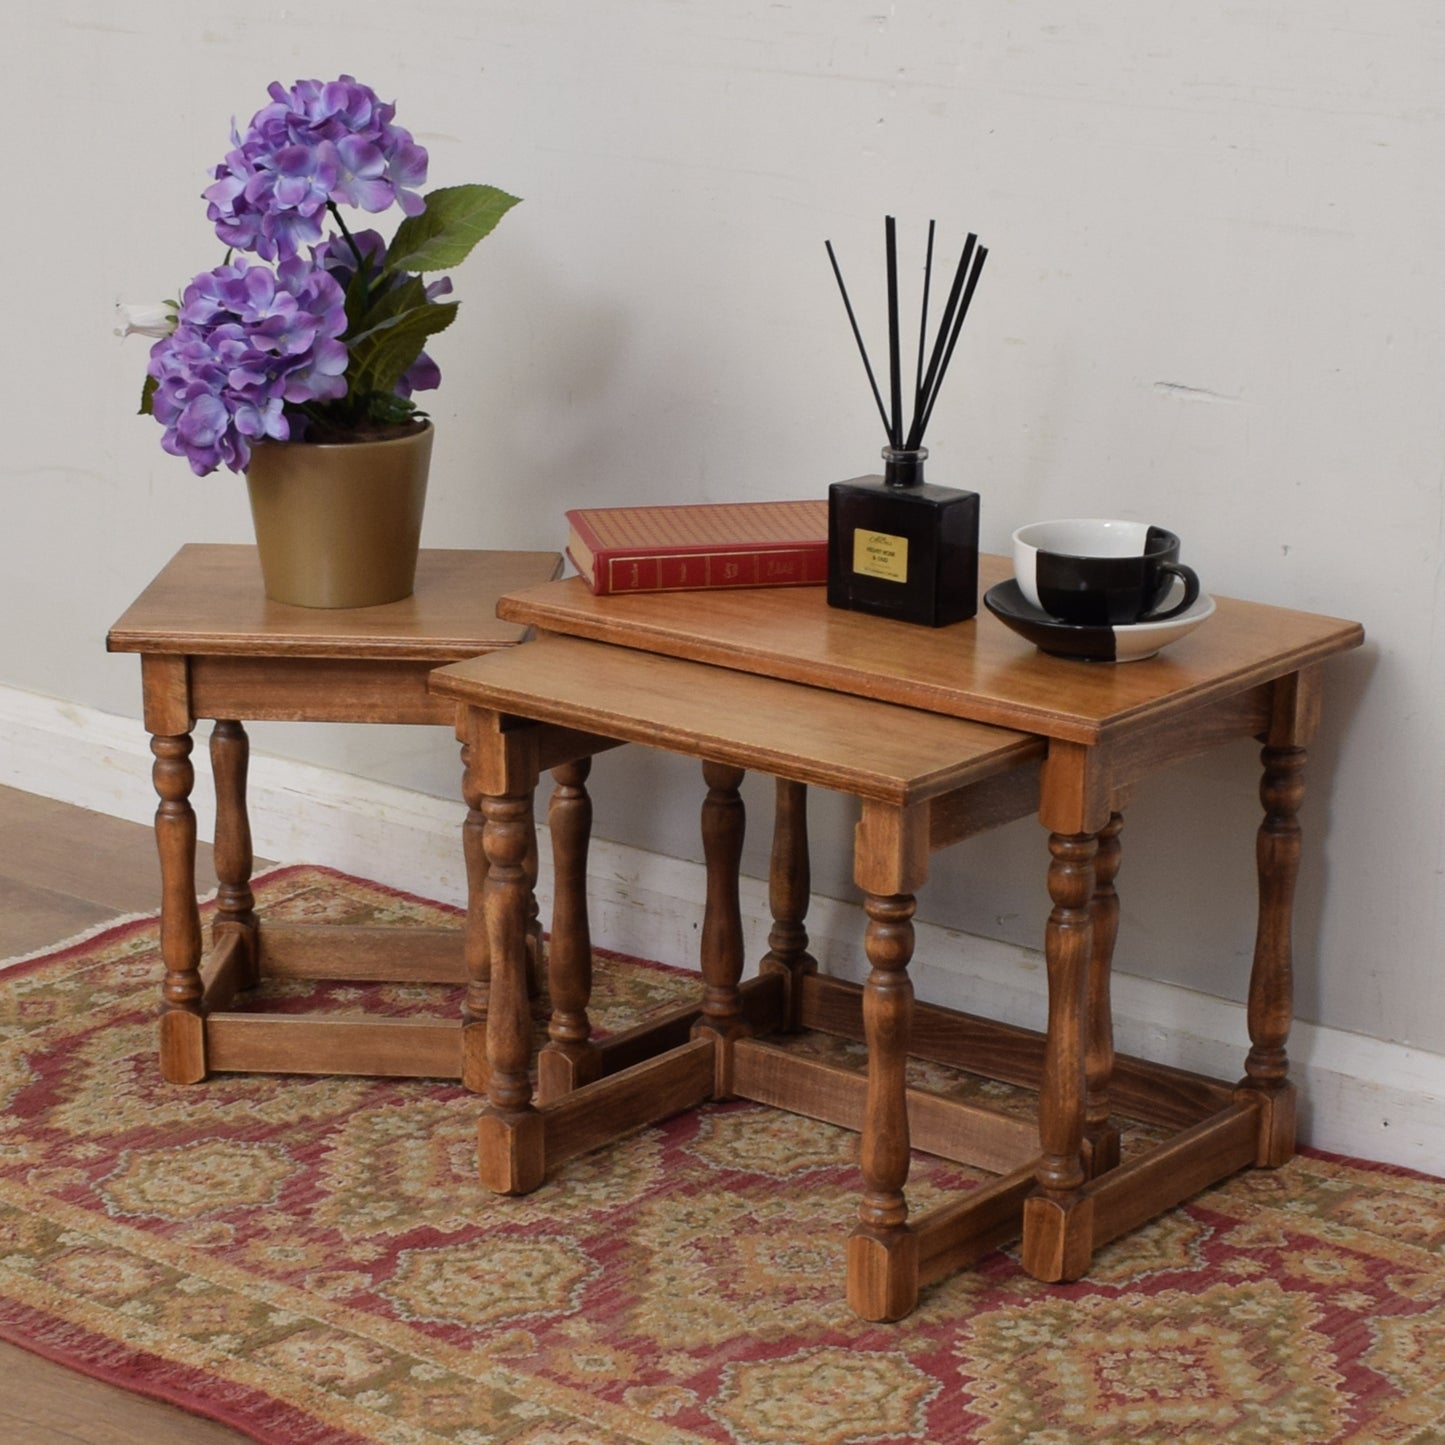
[0,866,1440,1444]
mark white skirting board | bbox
[3,682,1440,1177]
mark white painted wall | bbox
[3,5,1442,1083]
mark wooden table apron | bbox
[105,544,563,1085]
[439,556,1363,1320]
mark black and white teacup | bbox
[1013,519,1200,627]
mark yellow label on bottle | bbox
[853,529,909,583]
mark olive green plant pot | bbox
[245,422,434,608]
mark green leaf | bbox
[346,275,430,346]
[385,185,521,275]
[362,392,427,428]
[346,300,459,398]
[138,373,158,417]
[341,263,375,333]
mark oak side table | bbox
[432,636,1046,1324]
[434,556,1362,1321]
[107,543,562,1086]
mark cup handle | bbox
[1140,563,1200,622]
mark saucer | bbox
[983,580,1216,662]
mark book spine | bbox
[594,545,828,595]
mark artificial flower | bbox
[135,75,519,474]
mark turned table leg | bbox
[476,788,547,1194]
[539,758,600,1100]
[524,810,545,1006]
[1084,812,1123,1178]
[694,760,748,1097]
[1237,742,1307,1166]
[1022,829,1098,1283]
[847,890,919,1322]
[209,719,259,988]
[759,779,817,1030]
[458,735,492,1090]
[152,732,205,1084]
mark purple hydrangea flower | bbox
[204,76,429,261]
[395,350,441,397]
[147,255,349,474]
[312,226,388,282]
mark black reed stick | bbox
[906,233,976,450]
[913,219,936,431]
[915,244,987,444]
[825,239,892,441]
[827,220,987,458]
[885,216,903,448]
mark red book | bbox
[565,500,829,596]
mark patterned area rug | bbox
[0,866,1440,1445]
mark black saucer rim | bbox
[983,579,1112,638]
[983,578,1213,635]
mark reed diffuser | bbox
[825,218,988,626]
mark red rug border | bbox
[0,1296,362,1445]
[0,861,690,983]
[1294,1141,1444,1186]
[0,864,324,985]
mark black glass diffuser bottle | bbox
[823,218,986,627]
[828,446,979,626]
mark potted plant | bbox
[129,75,519,606]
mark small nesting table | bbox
[432,635,1046,1323]
[107,543,562,1086]
[431,556,1363,1320]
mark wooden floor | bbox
[0,785,258,1443]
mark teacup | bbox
[1013,519,1200,627]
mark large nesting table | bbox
[429,555,1363,1319]
[107,543,562,1085]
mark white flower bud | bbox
[114,302,177,339]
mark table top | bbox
[107,545,564,661]
[434,634,1044,807]
[497,555,1364,745]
